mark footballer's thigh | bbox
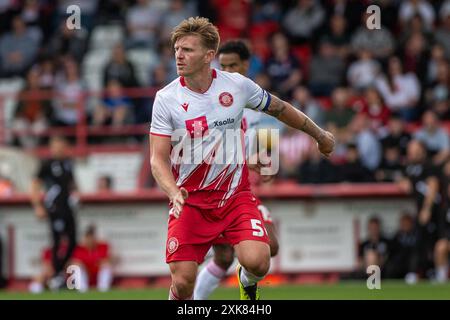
[265,222,279,257]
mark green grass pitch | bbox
[1,281,450,300]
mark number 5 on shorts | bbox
[251,219,267,237]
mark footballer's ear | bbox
[205,49,216,64]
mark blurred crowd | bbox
[0,0,448,186]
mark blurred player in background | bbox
[29,236,70,293]
[30,136,79,290]
[150,17,334,300]
[72,225,113,292]
[398,140,448,283]
[194,40,279,300]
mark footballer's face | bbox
[219,52,249,76]
[174,35,215,77]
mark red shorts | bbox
[166,192,269,264]
[213,197,273,245]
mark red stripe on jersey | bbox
[203,164,230,190]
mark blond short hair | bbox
[171,16,220,52]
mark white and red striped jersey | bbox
[150,69,271,209]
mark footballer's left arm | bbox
[264,94,335,157]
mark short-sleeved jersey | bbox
[150,69,271,209]
[36,158,75,211]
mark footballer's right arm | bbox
[149,135,187,218]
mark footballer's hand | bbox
[316,130,335,157]
[34,204,47,220]
[170,187,189,219]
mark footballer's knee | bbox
[170,262,197,298]
[171,272,196,298]
[240,253,270,277]
[435,239,449,257]
[213,245,234,270]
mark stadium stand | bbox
[0,0,449,291]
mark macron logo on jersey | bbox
[181,102,189,112]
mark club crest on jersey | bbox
[219,92,233,107]
[167,237,179,254]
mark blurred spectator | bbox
[48,21,88,64]
[375,56,421,122]
[324,87,354,158]
[33,57,56,89]
[398,13,432,52]
[290,86,324,127]
[399,0,435,31]
[52,57,84,126]
[214,0,251,41]
[351,10,395,59]
[103,43,139,88]
[93,79,133,126]
[374,145,403,182]
[435,2,450,59]
[379,114,412,157]
[358,216,390,277]
[400,32,428,82]
[265,32,302,98]
[336,143,373,183]
[308,39,345,97]
[348,114,382,172]
[282,0,325,45]
[161,0,197,42]
[320,14,350,60]
[414,110,450,166]
[0,15,39,77]
[398,140,448,283]
[153,42,177,83]
[278,126,312,179]
[19,0,44,44]
[125,0,163,49]
[425,59,449,108]
[297,144,335,184]
[72,225,114,292]
[0,174,14,197]
[97,175,113,192]
[431,99,450,121]
[384,213,418,279]
[358,87,391,129]
[29,236,71,293]
[426,44,446,86]
[325,0,365,34]
[12,68,52,148]
[251,0,282,23]
[96,0,127,24]
[347,49,381,93]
